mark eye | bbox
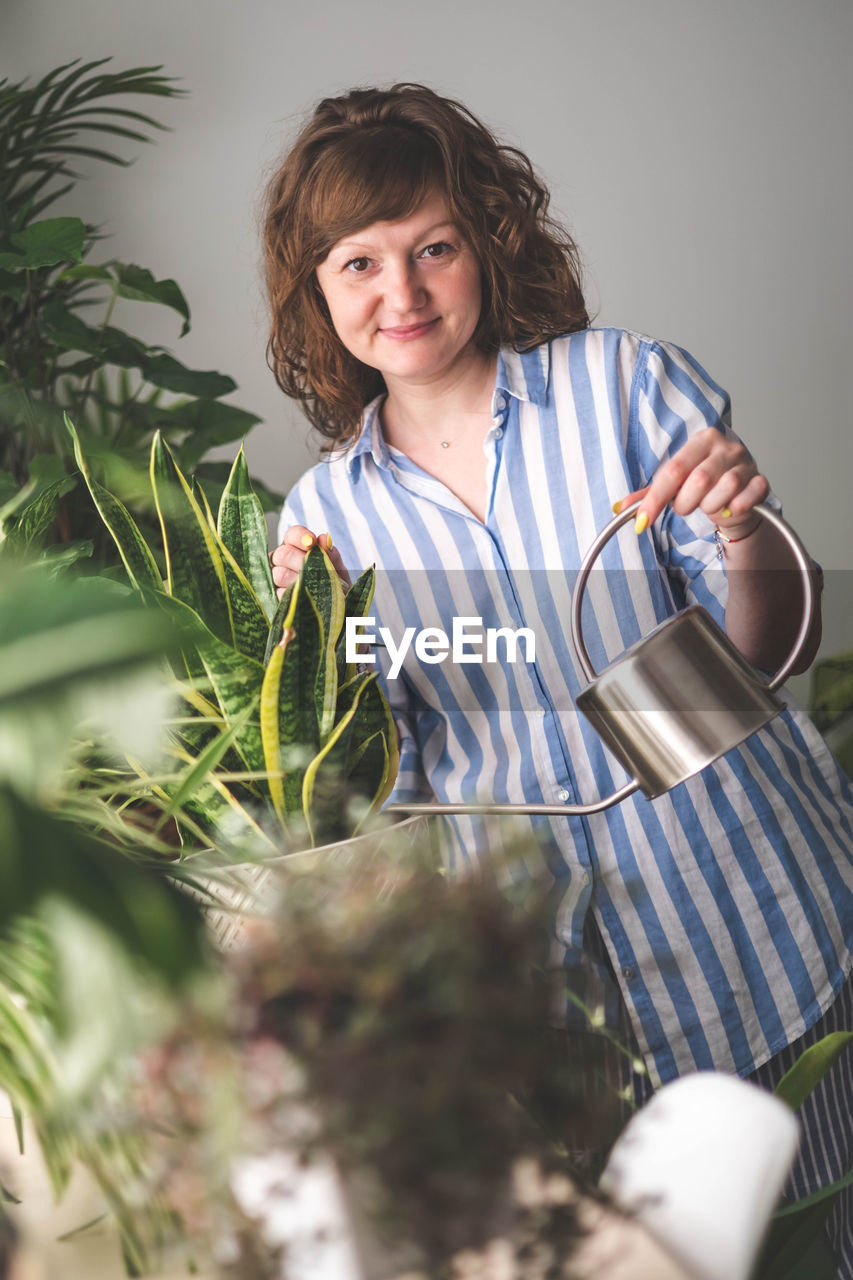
[419,241,453,260]
[344,256,372,274]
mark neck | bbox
[381,350,498,451]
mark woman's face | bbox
[315,192,483,392]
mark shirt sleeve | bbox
[629,337,780,628]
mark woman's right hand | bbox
[270,526,351,597]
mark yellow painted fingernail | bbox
[721,507,732,519]
[612,500,622,514]
[325,534,333,550]
[300,534,314,548]
[634,511,649,535]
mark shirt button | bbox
[558,788,571,802]
[580,871,590,886]
[621,967,636,981]
[494,426,503,438]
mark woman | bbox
[265,85,853,1271]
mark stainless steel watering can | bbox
[388,501,815,819]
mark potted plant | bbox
[68,421,402,882]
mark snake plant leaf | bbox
[302,670,377,846]
[198,637,265,774]
[302,544,345,743]
[67,415,162,592]
[156,706,257,822]
[150,430,233,644]
[347,675,400,814]
[264,585,293,667]
[191,475,217,533]
[347,732,392,836]
[192,469,269,662]
[260,580,323,827]
[336,565,376,684]
[774,1030,853,1112]
[343,566,376,620]
[218,543,271,664]
[218,447,277,620]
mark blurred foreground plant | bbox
[0,559,211,1273]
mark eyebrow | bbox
[328,221,458,256]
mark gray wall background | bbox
[4,0,852,694]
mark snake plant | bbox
[69,418,398,851]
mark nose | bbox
[383,260,425,314]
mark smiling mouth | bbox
[379,318,439,340]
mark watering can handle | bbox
[570,500,816,693]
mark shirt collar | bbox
[343,343,552,474]
[493,342,551,410]
[343,395,388,474]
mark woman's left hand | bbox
[614,427,770,535]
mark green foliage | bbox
[0,559,211,1274]
[72,421,399,848]
[773,1030,853,1113]
[809,650,853,777]
[753,1031,853,1278]
[0,562,207,975]
[0,57,279,572]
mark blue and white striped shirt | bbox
[280,328,853,1086]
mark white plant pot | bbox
[599,1072,800,1280]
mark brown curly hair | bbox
[263,84,589,449]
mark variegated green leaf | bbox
[343,566,376,620]
[219,540,271,663]
[191,475,218,533]
[302,544,345,743]
[260,579,323,826]
[156,706,256,822]
[336,565,376,685]
[347,732,391,835]
[67,415,161,592]
[150,431,233,643]
[348,675,399,814]
[218,447,277,619]
[264,584,293,667]
[302,670,376,846]
[193,465,269,662]
[164,746,276,853]
[198,637,265,773]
